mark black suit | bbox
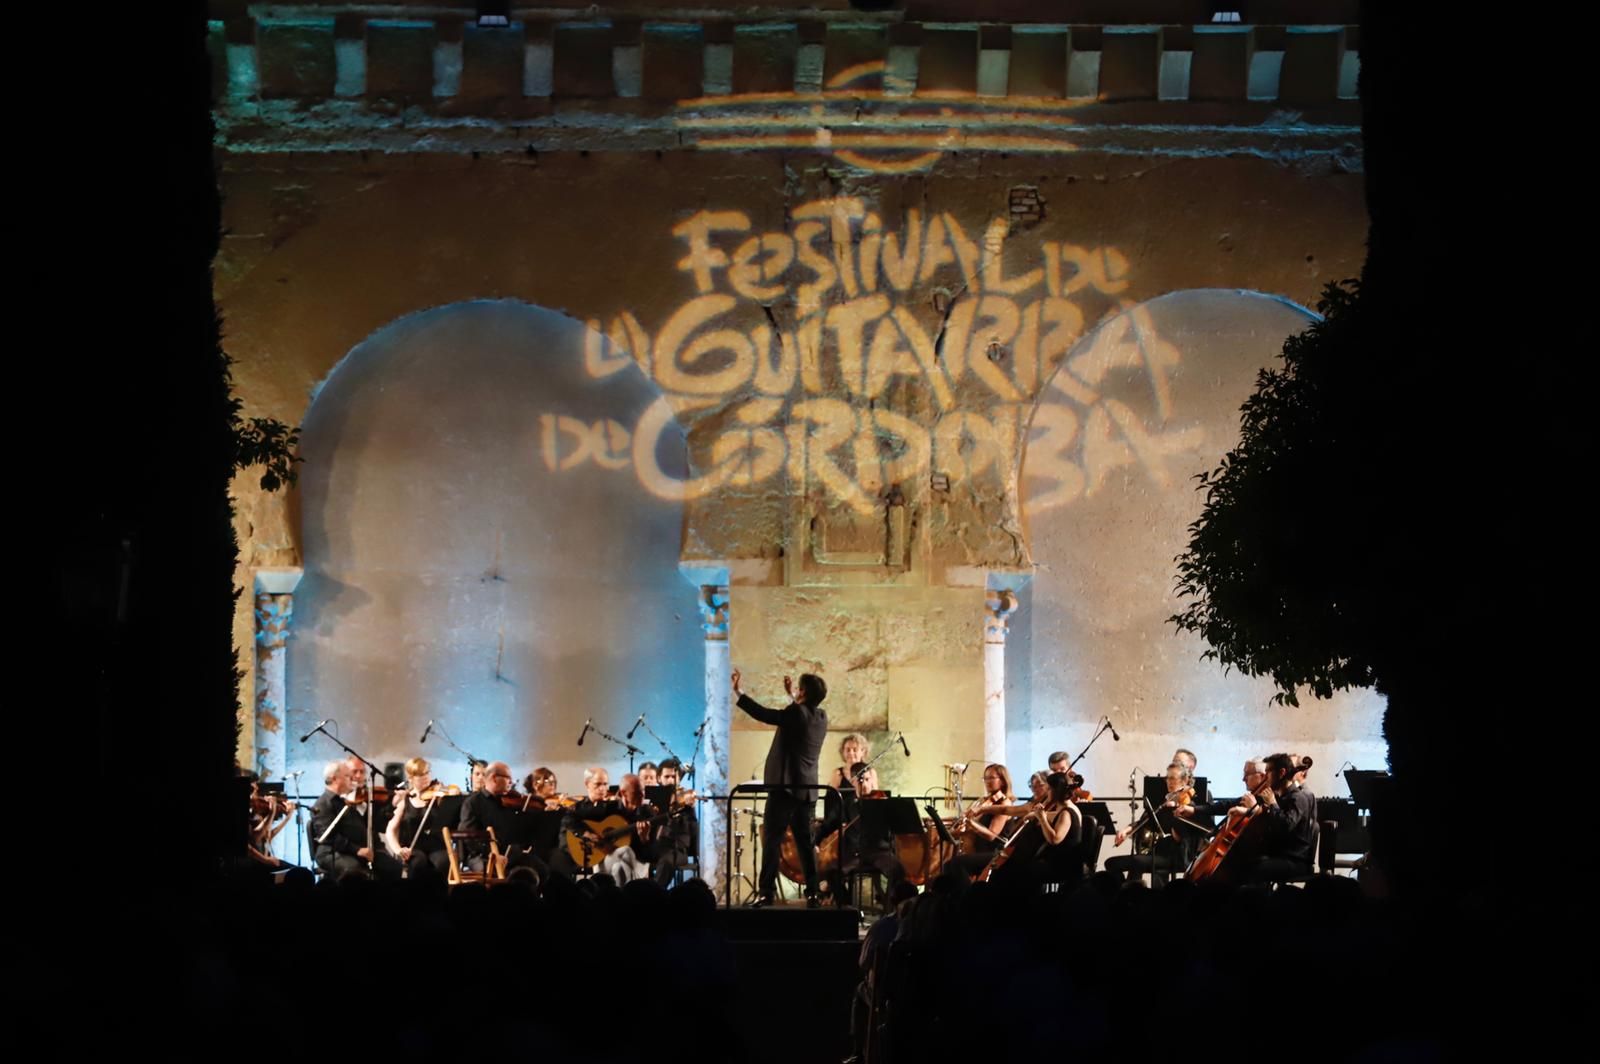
[310,789,401,880]
[737,691,828,898]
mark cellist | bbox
[815,763,903,903]
[1231,753,1317,882]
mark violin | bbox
[1114,786,1195,847]
[349,782,391,806]
[412,781,461,802]
[248,784,294,818]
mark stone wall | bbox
[216,5,1380,867]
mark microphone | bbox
[898,734,911,757]
[1107,719,1121,741]
[419,720,434,744]
[577,719,591,746]
[299,720,329,743]
[627,713,645,739]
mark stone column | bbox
[695,584,731,900]
[983,588,1018,768]
[252,567,304,786]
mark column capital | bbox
[255,591,296,650]
[984,588,1018,643]
[698,585,730,641]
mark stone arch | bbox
[1010,289,1387,787]
[285,299,705,785]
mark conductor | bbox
[733,668,829,908]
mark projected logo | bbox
[674,63,1086,175]
[542,197,1203,515]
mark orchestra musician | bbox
[1105,760,1201,888]
[311,761,402,880]
[551,766,619,878]
[828,733,871,791]
[247,780,295,870]
[1032,772,1087,882]
[639,762,659,788]
[598,773,660,886]
[383,756,452,879]
[985,771,1082,887]
[1226,753,1317,883]
[733,668,830,909]
[815,763,903,904]
[651,757,696,887]
[522,767,562,807]
[950,763,1015,879]
[458,760,541,875]
[1046,751,1086,797]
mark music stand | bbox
[645,785,676,809]
[1076,801,1117,835]
[862,797,923,837]
[854,798,920,909]
[1344,770,1389,814]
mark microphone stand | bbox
[433,723,487,792]
[636,715,685,771]
[683,716,709,783]
[285,770,307,868]
[304,723,383,873]
[1067,717,1115,780]
[588,724,644,774]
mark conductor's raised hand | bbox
[731,669,743,696]
[783,675,794,700]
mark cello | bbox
[1186,775,1273,883]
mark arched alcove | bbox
[1012,290,1387,793]
[285,300,704,786]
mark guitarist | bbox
[603,773,661,885]
[553,766,618,877]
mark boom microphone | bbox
[299,720,329,743]
[577,720,591,746]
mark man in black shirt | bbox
[651,758,697,887]
[458,760,543,875]
[310,760,402,880]
[734,668,829,907]
[1246,753,1318,880]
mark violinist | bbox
[458,760,540,875]
[1047,752,1089,799]
[247,780,296,869]
[522,766,564,808]
[1033,772,1087,882]
[816,763,903,904]
[652,758,697,887]
[1105,761,1200,888]
[384,757,454,879]
[950,764,1014,878]
[311,761,402,880]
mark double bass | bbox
[1186,776,1273,882]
